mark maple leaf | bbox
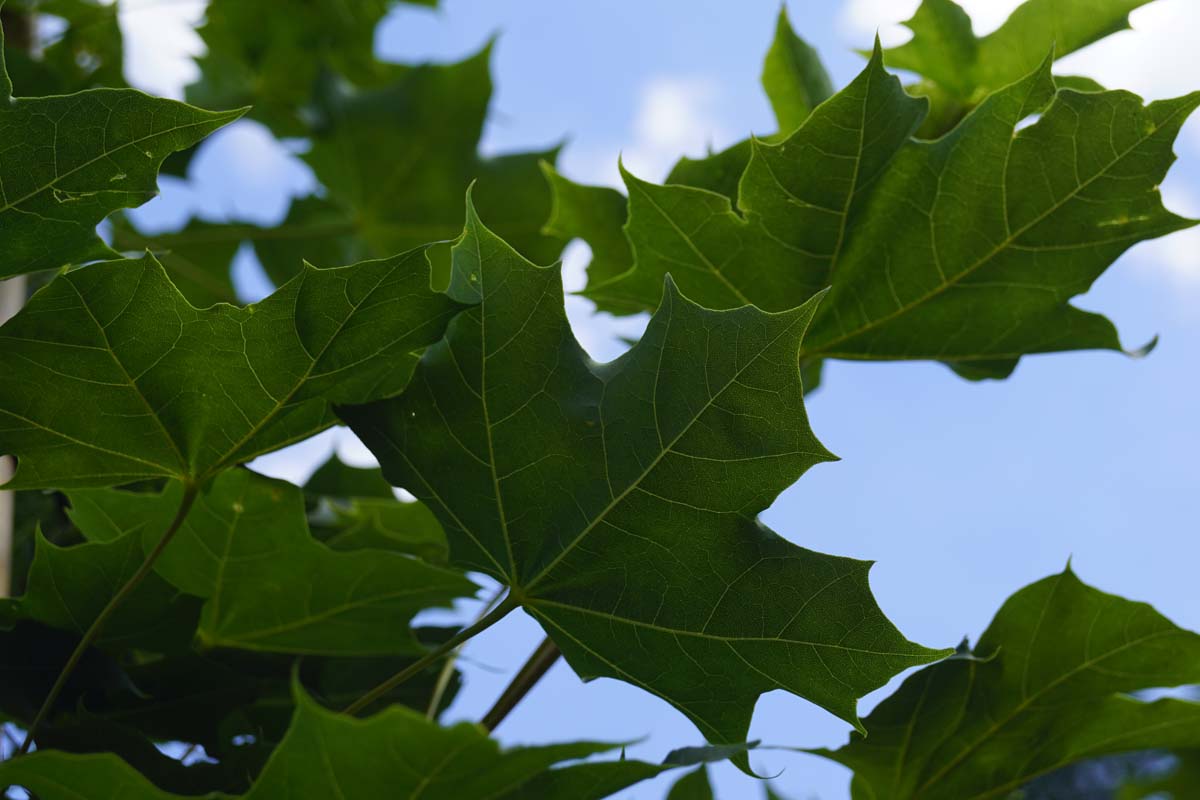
[64,470,473,655]
[0,248,463,489]
[547,48,1199,381]
[0,685,683,800]
[0,21,242,278]
[340,199,949,753]
[815,568,1200,799]
[885,0,1157,134]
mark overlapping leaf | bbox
[0,248,463,489]
[761,7,834,135]
[549,47,1199,380]
[815,568,1200,799]
[304,454,449,562]
[2,0,125,96]
[541,8,830,310]
[186,0,436,136]
[666,767,713,800]
[0,685,673,800]
[0,21,242,278]
[63,469,472,654]
[885,0,1155,134]
[341,201,948,753]
[126,46,566,307]
[3,529,200,652]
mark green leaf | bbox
[340,200,948,755]
[305,453,395,500]
[666,767,713,800]
[884,0,1155,135]
[2,0,125,96]
[800,58,1197,375]
[52,626,464,759]
[6,488,73,597]
[7,529,200,652]
[303,453,449,562]
[187,0,436,135]
[0,248,464,489]
[109,215,244,307]
[0,22,243,278]
[0,685,673,799]
[246,689,662,800]
[549,50,1199,380]
[35,714,255,795]
[540,162,638,313]
[888,0,1154,102]
[145,47,567,297]
[761,7,834,135]
[65,469,473,655]
[815,568,1200,799]
[0,751,214,800]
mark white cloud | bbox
[554,75,732,361]
[838,0,920,47]
[567,75,734,188]
[117,0,206,99]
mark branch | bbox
[343,592,519,717]
[481,636,561,732]
[17,483,199,755]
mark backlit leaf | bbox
[341,200,948,755]
[549,49,1199,381]
[0,22,242,278]
[66,469,473,655]
[816,568,1200,799]
[0,248,463,489]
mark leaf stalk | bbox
[343,591,519,717]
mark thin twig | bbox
[343,593,519,717]
[17,483,199,755]
[481,637,561,732]
[424,586,506,720]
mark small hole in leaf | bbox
[1014,113,1040,133]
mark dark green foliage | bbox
[0,249,462,488]
[814,569,1200,799]
[0,0,1196,798]
[0,18,242,278]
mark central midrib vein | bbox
[521,299,807,592]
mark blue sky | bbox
[116,1,1200,797]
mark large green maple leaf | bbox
[547,49,1198,380]
[64,470,473,655]
[815,568,1200,799]
[340,200,948,752]
[0,21,243,278]
[0,248,463,489]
